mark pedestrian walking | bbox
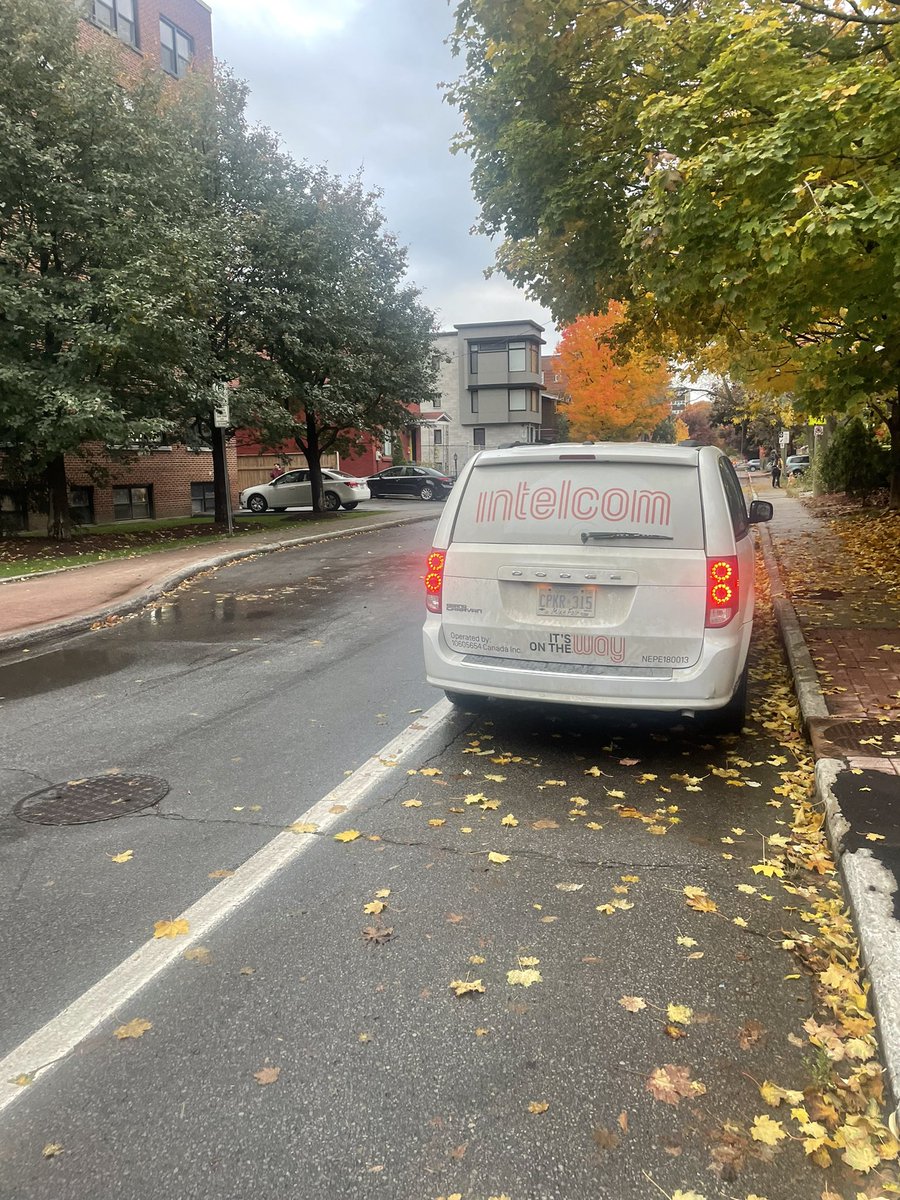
[771,451,782,489]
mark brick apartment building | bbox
[77,0,213,80]
[0,0,223,532]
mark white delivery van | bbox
[422,443,773,731]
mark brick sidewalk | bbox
[760,480,900,774]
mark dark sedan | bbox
[367,465,453,501]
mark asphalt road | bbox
[0,522,876,1199]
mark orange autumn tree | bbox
[559,306,671,441]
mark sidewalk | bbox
[761,481,900,771]
[758,477,900,1127]
[0,508,435,652]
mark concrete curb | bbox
[759,520,900,1126]
[0,512,436,655]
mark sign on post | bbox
[213,385,231,429]
[814,425,825,438]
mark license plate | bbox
[536,584,596,618]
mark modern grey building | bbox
[420,321,556,475]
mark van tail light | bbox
[425,548,445,613]
[706,556,738,627]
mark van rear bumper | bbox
[423,620,749,712]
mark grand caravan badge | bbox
[472,481,672,527]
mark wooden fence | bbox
[235,453,339,491]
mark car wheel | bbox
[419,483,435,500]
[247,494,268,513]
[323,491,341,512]
[342,501,359,510]
[445,690,487,712]
[707,662,749,735]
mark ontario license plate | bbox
[536,585,596,618]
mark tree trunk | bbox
[44,455,71,540]
[303,410,325,512]
[211,421,231,528]
[889,391,900,510]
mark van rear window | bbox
[452,462,704,548]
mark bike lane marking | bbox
[0,698,458,1112]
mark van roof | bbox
[473,442,714,467]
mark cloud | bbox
[210,0,366,40]
[211,0,558,344]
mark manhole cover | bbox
[13,775,169,826]
[812,719,898,754]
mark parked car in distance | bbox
[423,442,774,732]
[239,468,370,513]
[785,454,810,477]
[367,465,453,501]
[744,459,763,472]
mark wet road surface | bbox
[0,527,891,1200]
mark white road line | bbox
[0,698,457,1113]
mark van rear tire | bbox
[707,662,749,735]
[445,690,487,712]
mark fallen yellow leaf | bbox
[528,1101,549,1114]
[107,850,133,863]
[487,851,509,864]
[449,978,485,997]
[750,1114,787,1145]
[334,830,361,842]
[153,918,189,940]
[507,968,542,987]
[114,1018,152,1040]
[666,1004,693,1026]
[287,821,318,834]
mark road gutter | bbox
[757,504,900,1128]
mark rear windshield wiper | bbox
[581,531,674,543]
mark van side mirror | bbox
[749,500,773,523]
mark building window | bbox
[473,428,486,448]
[159,17,193,77]
[433,428,443,446]
[69,487,94,526]
[509,388,528,411]
[471,390,479,414]
[531,390,540,412]
[92,0,138,47]
[113,485,152,521]
[530,343,541,373]
[508,341,527,372]
[190,482,216,515]
[0,486,28,532]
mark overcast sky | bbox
[209,0,558,349]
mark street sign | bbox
[213,385,231,429]
[814,425,825,438]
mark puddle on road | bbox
[0,644,137,701]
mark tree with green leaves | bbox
[0,0,216,535]
[449,0,900,505]
[233,165,439,509]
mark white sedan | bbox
[239,469,371,513]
